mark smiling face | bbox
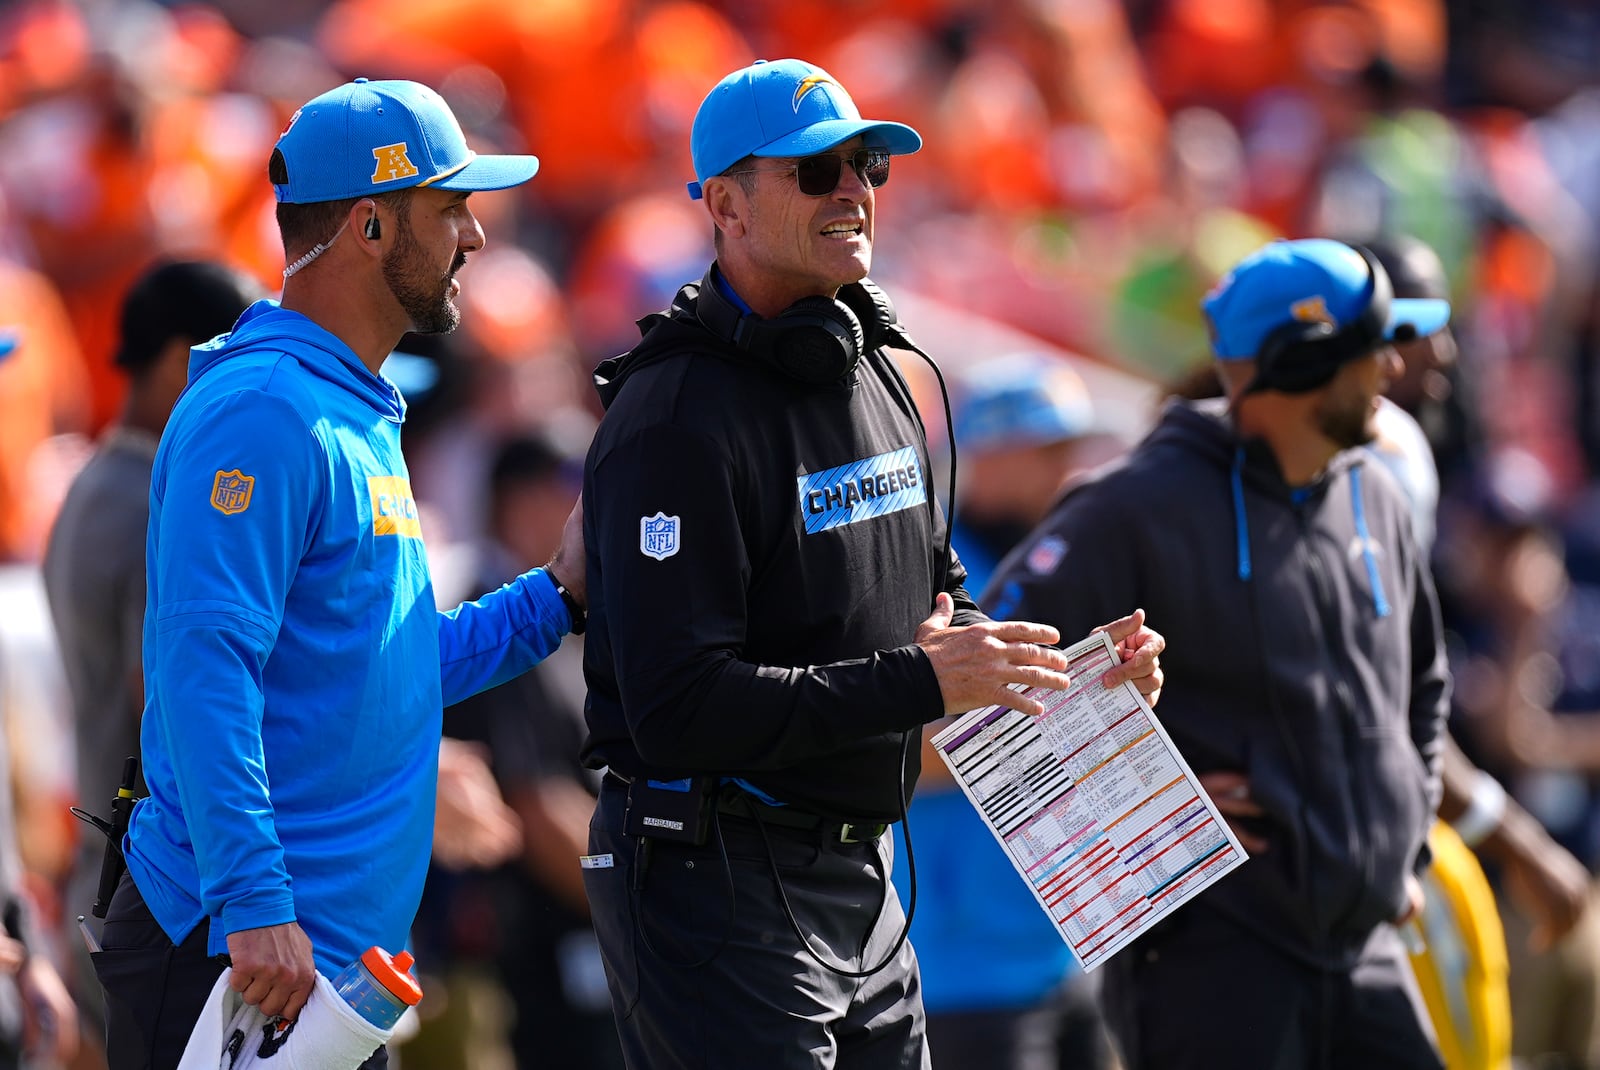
[380,187,485,334]
[703,136,876,315]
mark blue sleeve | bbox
[148,390,324,936]
[437,567,569,707]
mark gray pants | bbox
[584,780,930,1070]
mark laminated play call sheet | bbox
[931,630,1248,971]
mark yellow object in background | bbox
[1410,821,1513,1070]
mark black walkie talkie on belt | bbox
[624,776,713,846]
[82,756,140,919]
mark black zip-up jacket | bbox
[579,274,981,821]
[985,398,1449,967]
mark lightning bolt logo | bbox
[793,74,841,113]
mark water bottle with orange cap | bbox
[330,946,423,1030]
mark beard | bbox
[382,226,464,334]
[1314,389,1377,450]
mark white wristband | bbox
[1451,771,1507,848]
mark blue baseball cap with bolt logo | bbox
[686,58,922,200]
[272,78,539,204]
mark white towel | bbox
[177,968,391,1070]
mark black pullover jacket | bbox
[580,272,981,822]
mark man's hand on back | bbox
[546,496,586,604]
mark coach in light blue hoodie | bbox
[96,80,584,1070]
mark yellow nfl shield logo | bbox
[211,469,255,515]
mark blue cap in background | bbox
[686,58,922,200]
[1203,238,1451,361]
[954,354,1096,453]
[273,78,539,204]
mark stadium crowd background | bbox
[6,0,1600,1067]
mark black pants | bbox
[584,779,928,1070]
[93,873,388,1070]
[1100,911,1443,1070]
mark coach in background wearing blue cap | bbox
[577,58,1165,1069]
[983,237,1453,1069]
[94,79,587,1069]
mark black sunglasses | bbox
[724,148,892,196]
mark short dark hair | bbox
[115,260,260,373]
[270,149,413,257]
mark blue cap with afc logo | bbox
[272,78,539,205]
[1203,239,1451,362]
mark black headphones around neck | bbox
[692,264,900,384]
[1246,245,1393,395]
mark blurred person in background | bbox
[1363,236,1478,494]
[1429,474,1600,1070]
[398,246,593,555]
[0,335,81,1070]
[578,55,1163,1069]
[1425,457,1600,1070]
[94,78,582,1069]
[0,646,78,1070]
[367,340,529,1068]
[1334,236,1571,1070]
[397,735,523,1068]
[406,433,622,1070]
[1363,235,1586,949]
[0,219,91,564]
[986,238,1452,1069]
[43,258,259,1062]
[946,353,1117,596]
[893,354,1122,1070]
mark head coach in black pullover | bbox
[578,58,1166,1069]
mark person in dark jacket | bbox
[985,238,1453,1070]
[578,57,1165,1070]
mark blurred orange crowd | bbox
[1,0,1598,565]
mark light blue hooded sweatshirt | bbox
[125,300,570,976]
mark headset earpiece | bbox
[1246,245,1393,395]
[1254,319,1340,393]
[364,216,381,241]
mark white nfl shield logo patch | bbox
[640,512,681,560]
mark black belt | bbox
[603,771,888,846]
